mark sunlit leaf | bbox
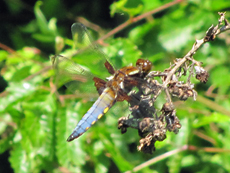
[34,1,49,34]
[9,144,30,173]
[193,112,230,128]
[56,103,87,168]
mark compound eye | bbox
[136,59,152,73]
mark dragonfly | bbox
[52,23,152,142]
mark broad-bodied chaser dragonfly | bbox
[52,23,152,142]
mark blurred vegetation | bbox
[0,0,230,173]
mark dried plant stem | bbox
[153,12,230,103]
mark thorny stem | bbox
[126,13,230,154]
[164,87,172,103]
[186,62,195,84]
[153,12,230,103]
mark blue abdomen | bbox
[67,88,116,141]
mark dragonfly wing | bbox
[67,87,116,141]
[51,54,97,95]
[71,23,115,78]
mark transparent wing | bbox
[70,23,115,78]
[51,23,115,97]
[51,54,97,96]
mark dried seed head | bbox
[195,66,209,83]
[161,102,174,114]
[165,111,181,134]
[138,134,156,154]
[118,117,128,134]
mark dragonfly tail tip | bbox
[67,133,82,142]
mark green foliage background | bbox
[0,0,230,172]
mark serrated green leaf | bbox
[56,102,87,168]
[9,94,56,172]
[0,81,38,112]
[9,143,30,173]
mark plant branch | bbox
[97,0,184,42]
[125,145,188,173]
[125,144,230,172]
[0,42,15,54]
[152,12,230,101]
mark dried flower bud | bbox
[118,117,128,134]
[168,82,180,97]
[165,111,181,134]
[195,66,209,83]
[161,102,174,114]
[179,93,189,101]
[179,89,194,101]
[138,134,156,154]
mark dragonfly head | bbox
[136,59,152,76]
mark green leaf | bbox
[32,33,55,42]
[23,94,56,153]
[48,18,58,36]
[110,0,143,17]
[0,113,15,154]
[9,143,30,173]
[129,22,155,44]
[95,153,110,173]
[34,1,49,34]
[210,66,230,87]
[141,0,162,12]
[104,38,142,67]
[3,1,230,172]
[0,80,38,112]
[56,102,87,169]
[110,0,128,17]
[193,112,230,128]
[166,118,190,173]
[210,0,230,11]
[0,50,8,62]
[100,133,133,172]
[158,10,216,52]
[33,1,57,43]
